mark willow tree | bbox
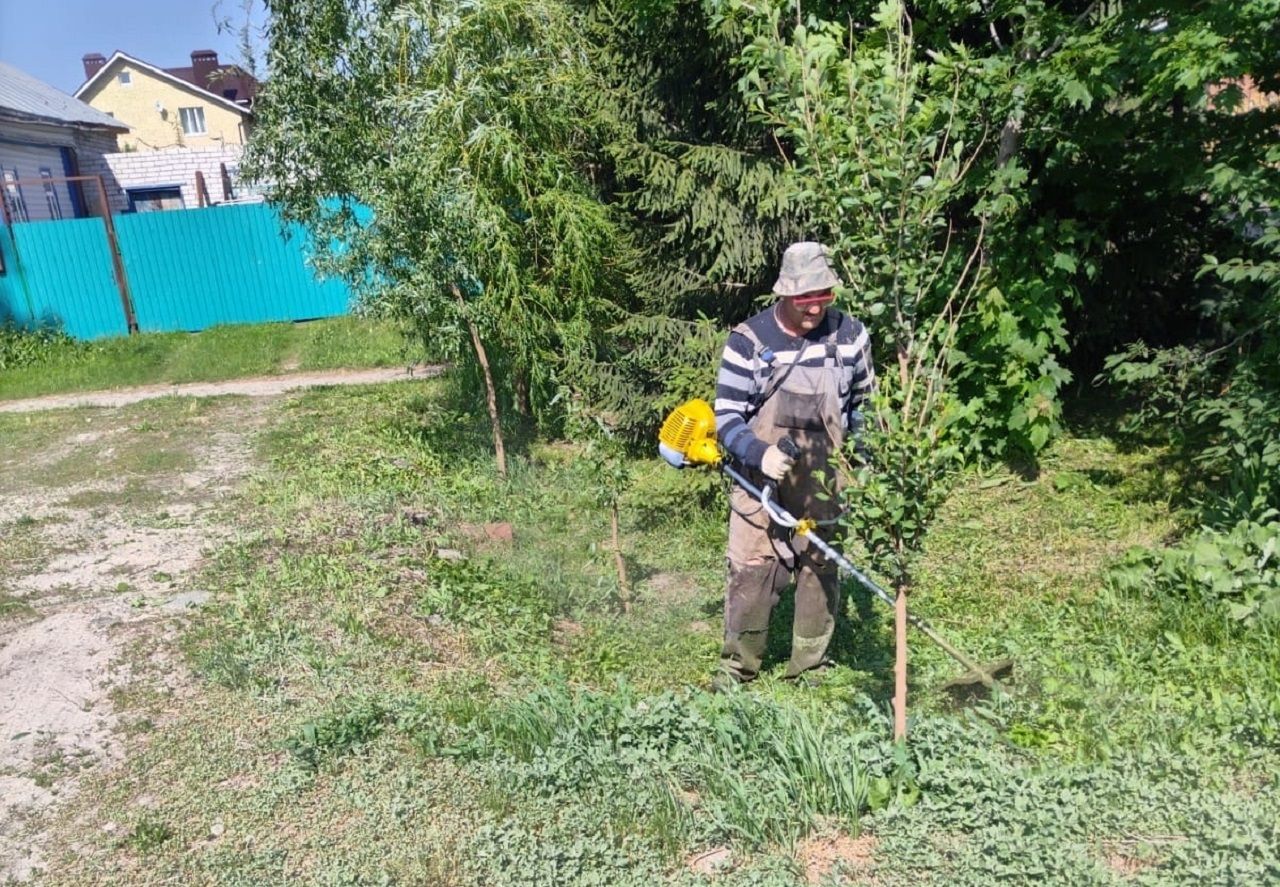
[728,0,992,739]
[245,0,624,475]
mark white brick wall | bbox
[78,145,264,213]
[71,130,130,212]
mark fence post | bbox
[95,175,138,333]
[195,170,210,208]
[219,163,233,201]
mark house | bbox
[84,144,263,213]
[0,61,129,223]
[1207,75,1279,114]
[75,50,256,152]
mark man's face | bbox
[777,289,835,334]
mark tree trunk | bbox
[453,284,507,479]
[997,84,1025,169]
[894,585,908,741]
[610,501,631,614]
[515,370,532,418]
[996,114,1021,168]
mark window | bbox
[39,168,62,220]
[127,187,185,213]
[117,71,131,85]
[179,106,207,135]
[3,169,28,222]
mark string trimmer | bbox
[658,398,1008,696]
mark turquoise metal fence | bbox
[0,203,352,340]
[0,217,129,339]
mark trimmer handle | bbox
[762,436,801,502]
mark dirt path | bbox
[0,365,441,414]
[0,395,284,880]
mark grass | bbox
[0,315,413,401]
[0,397,235,496]
[0,590,37,621]
[26,379,1280,885]
[0,515,64,602]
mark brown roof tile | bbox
[163,64,257,108]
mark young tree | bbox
[728,0,990,739]
[245,0,625,475]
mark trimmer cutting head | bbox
[941,658,1015,705]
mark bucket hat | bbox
[772,242,841,297]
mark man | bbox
[714,241,876,684]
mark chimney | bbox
[191,49,219,89]
[82,53,107,81]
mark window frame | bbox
[38,168,62,220]
[179,106,207,136]
[3,169,29,223]
[126,186,186,213]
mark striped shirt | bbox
[714,306,876,469]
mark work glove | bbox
[761,444,796,481]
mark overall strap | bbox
[732,321,781,410]
[823,312,842,366]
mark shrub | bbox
[0,321,90,371]
[1110,518,1280,626]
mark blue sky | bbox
[0,0,264,95]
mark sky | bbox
[0,0,264,95]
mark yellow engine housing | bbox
[658,398,722,467]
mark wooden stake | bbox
[894,586,908,741]
[95,176,137,333]
[610,501,631,614]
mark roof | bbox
[165,65,256,107]
[0,61,129,132]
[75,52,254,118]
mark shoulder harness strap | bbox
[732,321,777,410]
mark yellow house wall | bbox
[80,61,249,151]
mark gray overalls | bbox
[722,318,847,681]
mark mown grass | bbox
[0,315,412,401]
[39,380,1280,886]
[0,397,239,497]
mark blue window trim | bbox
[58,147,87,218]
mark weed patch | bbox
[398,682,883,879]
[285,698,388,773]
[0,321,92,371]
[124,816,173,853]
[417,557,557,656]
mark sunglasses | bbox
[790,290,835,307]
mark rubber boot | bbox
[720,559,786,682]
[784,563,839,678]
